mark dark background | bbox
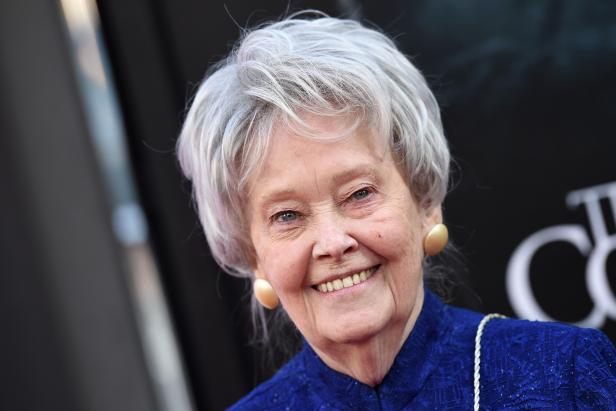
[2,1,615,410]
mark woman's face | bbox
[248,115,440,350]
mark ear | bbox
[423,205,443,231]
[248,249,263,279]
[252,263,266,280]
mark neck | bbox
[312,287,425,387]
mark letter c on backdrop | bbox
[506,224,607,329]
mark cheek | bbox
[259,240,311,292]
[369,211,423,262]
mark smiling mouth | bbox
[313,265,380,293]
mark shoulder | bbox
[481,317,616,373]
[478,316,616,409]
[227,351,312,411]
[483,315,615,359]
[444,303,615,358]
[485,315,587,344]
[568,326,616,408]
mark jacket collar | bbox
[299,288,453,409]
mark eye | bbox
[350,188,371,201]
[273,210,298,223]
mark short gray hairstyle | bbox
[177,12,450,342]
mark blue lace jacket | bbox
[230,289,616,410]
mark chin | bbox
[322,304,395,345]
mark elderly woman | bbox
[177,14,616,410]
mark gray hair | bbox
[176,12,450,342]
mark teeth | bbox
[333,279,343,290]
[315,267,377,293]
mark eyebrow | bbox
[259,189,300,209]
[258,164,380,209]
[331,164,379,185]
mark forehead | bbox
[247,115,390,193]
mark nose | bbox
[311,216,359,261]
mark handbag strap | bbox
[473,313,506,411]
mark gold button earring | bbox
[424,223,448,256]
[253,278,279,309]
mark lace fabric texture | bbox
[229,289,616,410]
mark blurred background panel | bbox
[0,1,162,411]
[1,0,614,410]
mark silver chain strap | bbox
[473,313,506,411]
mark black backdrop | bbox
[95,1,616,409]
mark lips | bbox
[313,265,379,293]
